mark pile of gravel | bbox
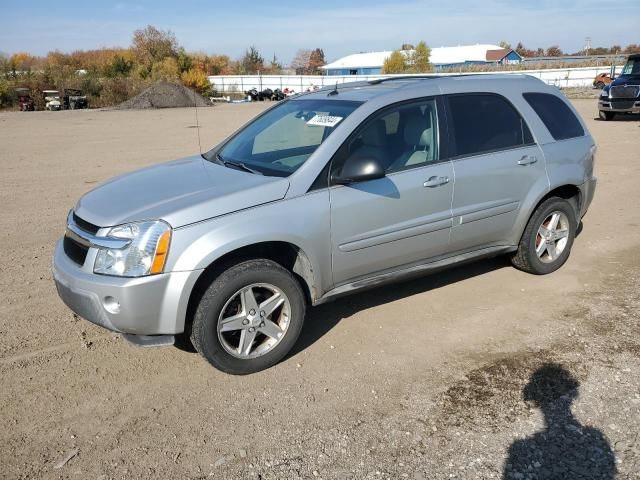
[117,81,211,109]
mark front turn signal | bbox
[150,229,172,274]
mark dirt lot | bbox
[1,100,639,480]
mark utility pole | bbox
[585,37,592,56]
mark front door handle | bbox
[517,155,538,166]
[423,176,449,188]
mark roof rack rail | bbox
[368,75,441,85]
[317,80,371,92]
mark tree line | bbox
[2,26,640,109]
[0,25,326,108]
[502,41,640,57]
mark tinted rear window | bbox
[447,94,533,157]
[523,92,584,141]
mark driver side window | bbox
[333,99,439,179]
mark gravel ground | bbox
[203,253,640,480]
[0,100,639,479]
[562,87,602,99]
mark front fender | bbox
[166,190,333,299]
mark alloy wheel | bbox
[217,283,291,359]
[535,211,570,263]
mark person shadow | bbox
[503,364,616,480]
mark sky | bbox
[1,0,639,63]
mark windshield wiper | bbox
[216,153,262,175]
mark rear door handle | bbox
[517,155,538,166]
[423,176,449,188]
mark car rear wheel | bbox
[190,259,306,374]
[599,110,615,121]
[511,197,577,275]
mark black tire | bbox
[599,110,615,121]
[190,259,306,374]
[511,197,577,275]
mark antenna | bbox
[192,87,202,154]
[327,81,339,96]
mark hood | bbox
[611,75,640,87]
[74,155,290,228]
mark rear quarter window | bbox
[523,92,584,141]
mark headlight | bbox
[600,87,610,98]
[94,220,171,277]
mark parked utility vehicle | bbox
[43,90,61,111]
[62,89,88,110]
[54,75,597,374]
[15,88,34,111]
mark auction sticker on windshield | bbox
[306,114,343,128]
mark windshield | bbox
[621,59,640,76]
[206,99,362,177]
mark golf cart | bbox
[15,88,34,111]
[43,90,61,111]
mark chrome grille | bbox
[610,85,640,99]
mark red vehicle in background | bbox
[16,88,35,111]
[593,73,613,89]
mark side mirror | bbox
[332,156,386,185]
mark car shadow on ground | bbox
[174,253,513,357]
[177,228,585,359]
[289,254,510,358]
[293,220,586,357]
[503,364,616,479]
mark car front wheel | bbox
[511,197,577,275]
[190,259,306,374]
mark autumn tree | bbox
[499,41,511,49]
[624,44,640,54]
[408,41,432,73]
[181,68,211,95]
[545,46,564,57]
[515,42,534,58]
[238,46,264,74]
[265,54,283,74]
[105,54,133,77]
[132,25,178,65]
[308,48,326,74]
[176,48,193,73]
[291,49,312,74]
[382,50,407,74]
[150,57,180,81]
[209,55,232,75]
[9,52,36,76]
[401,43,415,51]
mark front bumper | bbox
[598,98,640,114]
[52,240,201,335]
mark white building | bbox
[321,44,523,75]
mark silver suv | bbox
[54,75,597,374]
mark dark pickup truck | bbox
[598,54,640,120]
